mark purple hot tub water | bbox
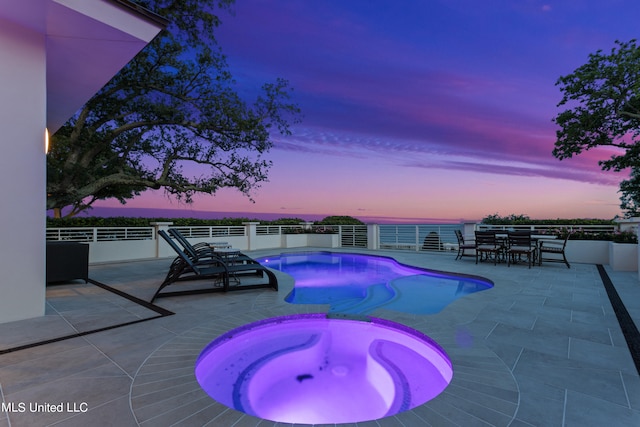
[195,314,453,424]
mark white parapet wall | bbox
[565,241,610,265]
[307,234,340,248]
[609,242,638,272]
[88,240,157,263]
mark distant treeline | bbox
[47,213,618,227]
[481,213,616,225]
[46,215,365,227]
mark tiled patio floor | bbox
[0,248,639,426]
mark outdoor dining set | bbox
[454,229,571,268]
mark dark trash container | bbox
[46,241,89,284]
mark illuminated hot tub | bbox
[195,314,452,424]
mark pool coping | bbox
[131,251,519,426]
[3,248,639,426]
[131,307,519,426]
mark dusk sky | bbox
[96,0,640,223]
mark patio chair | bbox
[539,233,571,268]
[475,230,504,265]
[153,230,278,302]
[506,231,536,268]
[454,230,476,260]
[167,228,254,265]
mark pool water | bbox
[195,314,453,424]
[257,252,493,314]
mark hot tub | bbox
[195,313,452,424]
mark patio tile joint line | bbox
[596,264,640,375]
[0,279,174,355]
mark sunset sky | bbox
[94,0,640,223]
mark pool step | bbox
[326,312,371,322]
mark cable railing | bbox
[475,224,616,234]
[254,224,368,247]
[44,224,369,248]
[45,222,631,263]
[256,225,301,235]
[339,225,368,247]
[379,224,462,251]
[45,223,623,246]
[46,227,154,242]
[172,226,245,238]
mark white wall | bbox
[564,240,609,265]
[88,240,157,263]
[0,1,164,324]
[0,19,47,322]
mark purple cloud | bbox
[165,0,640,220]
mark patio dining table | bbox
[494,233,557,250]
[489,233,557,265]
[494,233,557,242]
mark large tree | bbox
[553,39,640,215]
[47,0,301,218]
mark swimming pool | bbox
[258,251,493,314]
[195,314,452,424]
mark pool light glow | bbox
[195,314,453,424]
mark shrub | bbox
[546,228,637,243]
[283,226,337,234]
[611,230,638,243]
[481,213,615,226]
[47,215,365,227]
[315,215,364,225]
[47,216,304,227]
[481,213,636,243]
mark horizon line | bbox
[48,206,478,224]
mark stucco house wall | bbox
[0,18,47,322]
[0,0,165,324]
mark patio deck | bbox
[1,248,639,426]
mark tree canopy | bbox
[46,0,301,218]
[552,39,640,215]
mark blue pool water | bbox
[257,252,493,315]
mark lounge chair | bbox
[167,228,254,265]
[454,229,476,260]
[539,233,571,268]
[506,231,536,268]
[153,230,278,302]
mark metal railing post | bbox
[367,224,379,250]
